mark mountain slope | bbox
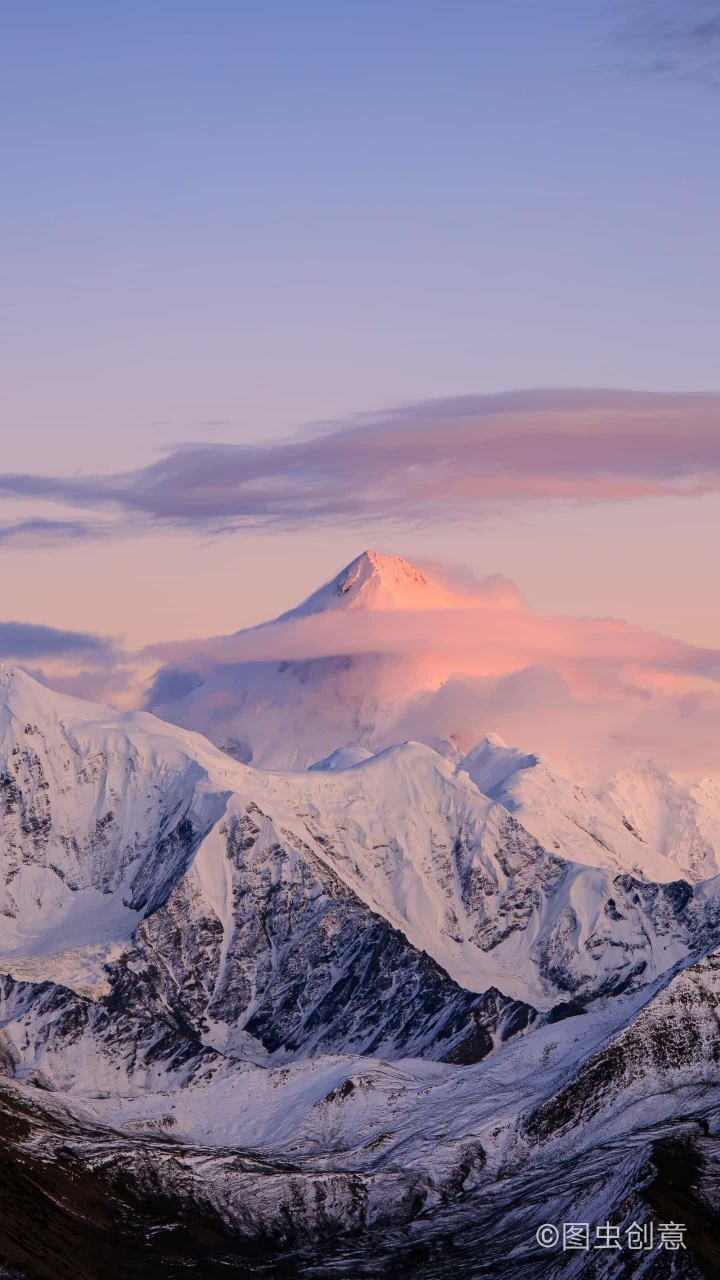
[2,951,718,1279]
[599,762,720,882]
[0,662,232,955]
[460,733,686,882]
[269,741,720,1008]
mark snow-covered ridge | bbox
[460,733,692,883]
[0,661,239,955]
[2,663,720,1020]
[599,761,720,881]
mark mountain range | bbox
[0,552,719,1277]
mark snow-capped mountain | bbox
[460,733,690,882]
[275,547,465,616]
[146,550,492,768]
[145,550,720,882]
[0,661,232,956]
[1,662,720,1277]
[599,761,720,882]
[0,664,540,1076]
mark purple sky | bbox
[1,2,719,665]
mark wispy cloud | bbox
[0,621,144,710]
[0,621,115,661]
[613,1,720,90]
[0,518,107,547]
[1,390,719,537]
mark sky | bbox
[1,2,719,674]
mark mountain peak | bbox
[333,550,433,606]
[461,735,542,796]
[0,660,42,704]
[278,550,460,618]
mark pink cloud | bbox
[17,576,720,777]
[136,560,720,777]
[144,597,720,693]
[0,389,719,534]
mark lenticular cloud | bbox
[1,389,719,534]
